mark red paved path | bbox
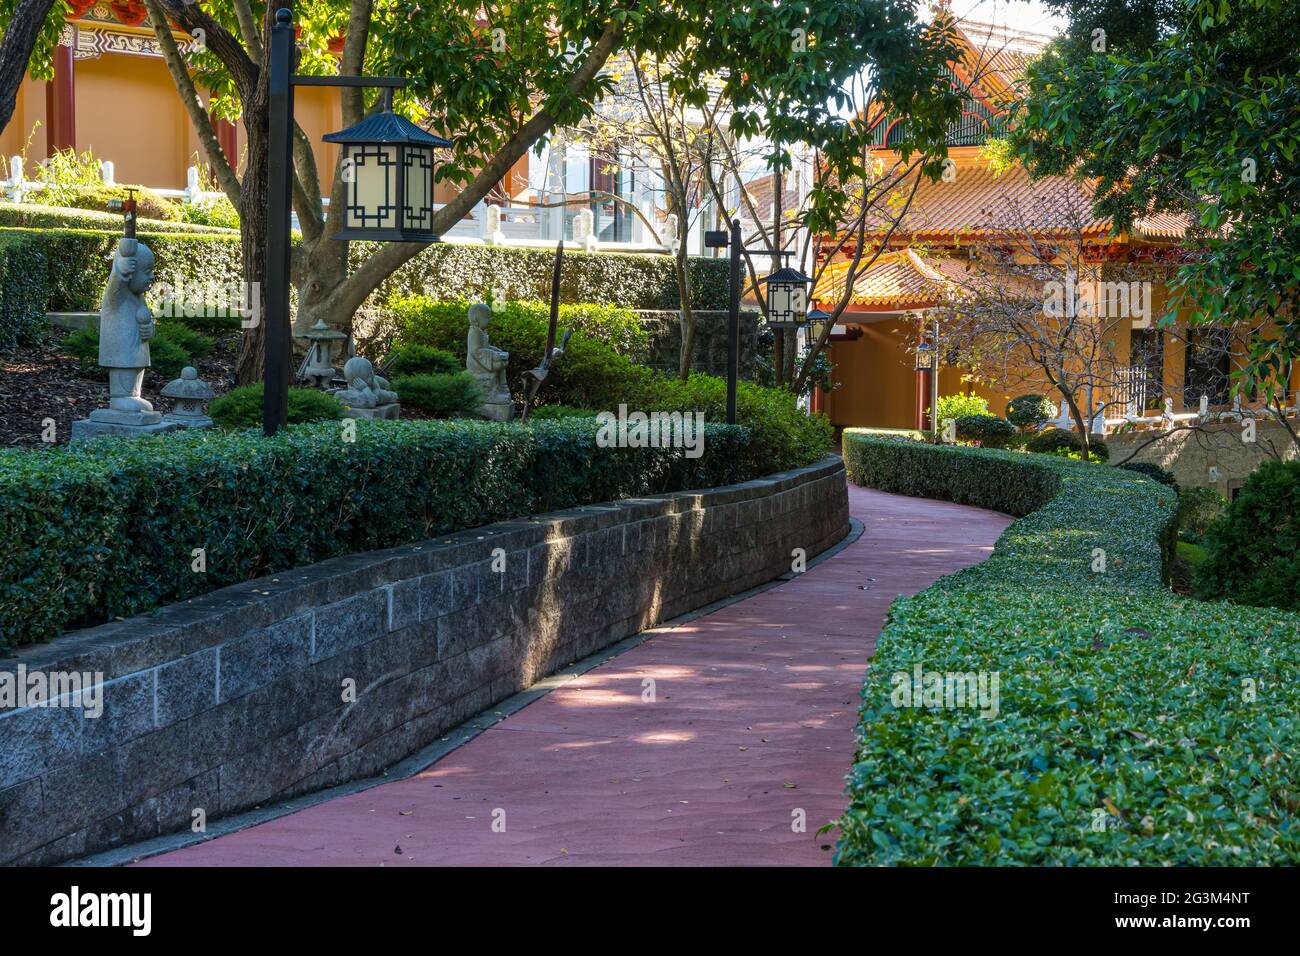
[138,485,1010,867]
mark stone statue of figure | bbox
[333,356,400,419]
[466,303,512,421]
[96,237,159,421]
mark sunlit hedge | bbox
[836,434,1300,865]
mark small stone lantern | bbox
[161,367,216,428]
[303,318,348,388]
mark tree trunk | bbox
[674,246,695,380]
[235,76,269,384]
[0,0,57,135]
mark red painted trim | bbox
[45,43,75,155]
[211,111,238,168]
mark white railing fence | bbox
[0,155,678,253]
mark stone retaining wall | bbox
[0,458,848,865]
[636,309,761,377]
[1106,420,1298,495]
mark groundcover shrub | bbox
[0,418,758,646]
[391,371,482,417]
[954,413,1017,448]
[209,384,345,429]
[836,434,1300,865]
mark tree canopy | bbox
[1011,0,1300,410]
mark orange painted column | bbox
[45,42,75,155]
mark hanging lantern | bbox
[760,266,812,329]
[323,97,451,243]
[805,307,832,343]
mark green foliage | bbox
[0,417,758,645]
[47,184,180,223]
[0,233,46,352]
[63,320,212,381]
[392,296,654,408]
[391,371,482,417]
[1117,461,1177,488]
[369,246,726,313]
[209,384,345,430]
[176,195,240,230]
[1195,460,1300,610]
[1026,426,1110,462]
[385,342,466,376]
[837,434,1300,865]
[1011,0,1300,407]
[1176,486,1227,544]
[0,204,231,235]
[954,413,1018,448]
[390,296,831,471]
[932,393,989,425]
[1005,394,1056,430]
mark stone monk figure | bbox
[95,237,159,422]
[466,302,512,421]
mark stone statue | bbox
[72,237,181,440]
[466,302,512,421]
[333,356,400,419]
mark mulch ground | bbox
[0,328,239,448]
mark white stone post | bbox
[573,208,598,252]
[101,160,116,186]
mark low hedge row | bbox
[0,202,237,235]
[0,232,46,351]
[365,241,729,311]
[0,418,755,647]
[0,226,726,352]
[0,227,246,337]
[836,433,1300,865]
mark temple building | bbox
[810,18,1298,441]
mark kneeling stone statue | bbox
[72,237,181,441]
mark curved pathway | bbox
[137,485,1010,867]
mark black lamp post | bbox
[263,7,447,436]
[704,219,811,424]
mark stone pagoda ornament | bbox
[161,367,216,428]
[72,189,181,441]
[466,302,512,421]
[301,318,348,388]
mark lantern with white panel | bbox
[324,95,451,243]
[759,265,813,330]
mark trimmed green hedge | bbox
[0,418,756,647]
[0,233,46,351]
[0,225,723,349]
[836,433,1300,865]
[364,242,728,311]
[0,202,237,235]
[0,227,247,330]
